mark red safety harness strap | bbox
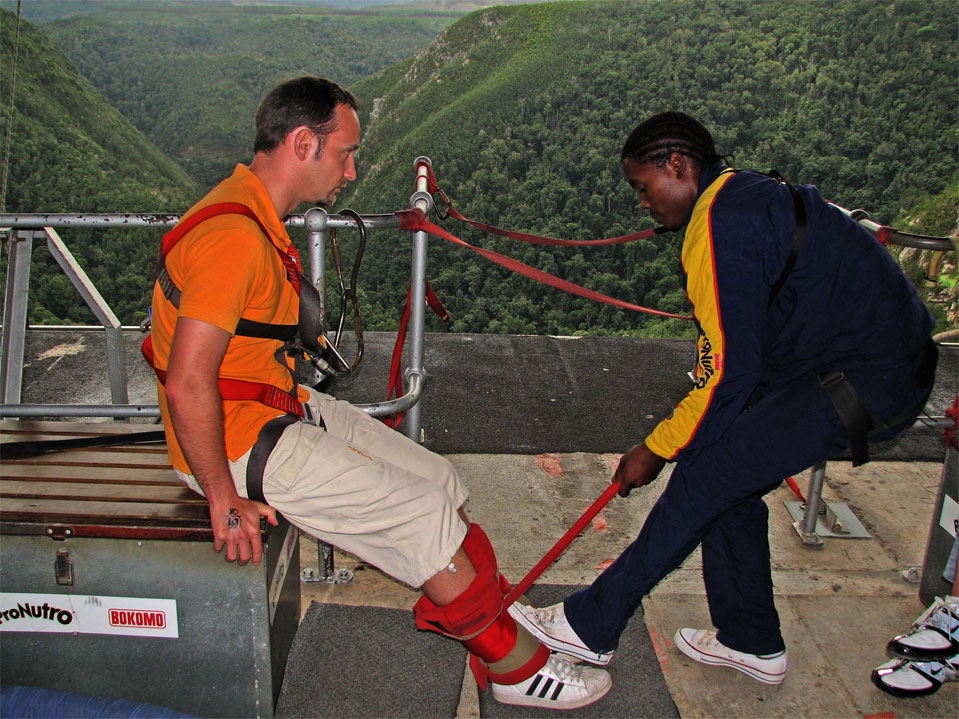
[384,282,448,428]
[159,202,302,295]
[144,202,306,418]
[141,335,305,417]
[398,208,692,321]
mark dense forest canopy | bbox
[1,0,956,335]
[340,0,957,337]
[40,1,459,186]
[0,6,197,323]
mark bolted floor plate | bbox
[784,500,872,540]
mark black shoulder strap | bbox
[156,203,298,340]
[767,170,806,308]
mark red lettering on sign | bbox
[108,608,166,629]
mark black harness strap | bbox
[767,170,806,308]
[818,370,875,467]
[245,404,326,504]
[245,414,301,504]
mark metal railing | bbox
[0,157,437,443]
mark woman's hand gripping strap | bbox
[413,524,548,690]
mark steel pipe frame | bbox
[834,206,956,252]
[0,230,32,406]
[404,157,434,443]
[0,175,424,432]
[0,213,403,231]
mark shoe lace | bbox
[920,601,959,637]
[697,630,720,649]
[913,597,946,629]
[545,655,584,682]
[537,604,564,627]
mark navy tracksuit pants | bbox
[563,350,934,656]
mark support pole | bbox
[44,227,128,409]
[0,230,33,408]
[304,207,327,320]
[404,157,434,443]
[799,461,827,544]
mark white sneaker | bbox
[887,596,959,661]
[871,655,958,697]
[674,628,787,685]
[507,602,614,665]
[490,654,612,710]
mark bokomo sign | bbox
[109,608,166,629]
[0,593,179,638]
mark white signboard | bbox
[940,494,958,537]
[0,593,179,638]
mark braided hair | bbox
[621,111,723,168]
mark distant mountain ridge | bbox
[2,1,955,337]
[0,8,198,324]
[40,2,458,186]
[0,8,196,212]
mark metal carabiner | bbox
[432,187,453,221]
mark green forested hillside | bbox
[41,2,458,187]
[3,0,956,334]
[0,8,197,323]
[338,0,957,338]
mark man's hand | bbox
[164,317,280,566]
[208,493,279,566]
[613,442,667,497]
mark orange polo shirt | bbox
[150,164,307,472]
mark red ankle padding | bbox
[459,608,518,664]
[413,524,548,690]
[413,524,502,637]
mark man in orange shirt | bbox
[148,76,611,709]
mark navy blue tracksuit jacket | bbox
[565,163,936,655]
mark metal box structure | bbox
[1,421,301,718]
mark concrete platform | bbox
[9,328,959,716]
[301,455,957,718]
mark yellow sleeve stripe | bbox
[646,171,734,459]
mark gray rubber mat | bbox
[479,585,679,718]
[275,601,466,718]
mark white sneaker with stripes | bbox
[490,654,612,709]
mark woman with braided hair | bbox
[510,111,938,687]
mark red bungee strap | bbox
[443,203,664,246]
[875,226,894,246]
[384,282,448,428]
[503,481,621,609]
[398,208,692,321]
[420,162,666,247]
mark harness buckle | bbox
[818,370,846,391]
